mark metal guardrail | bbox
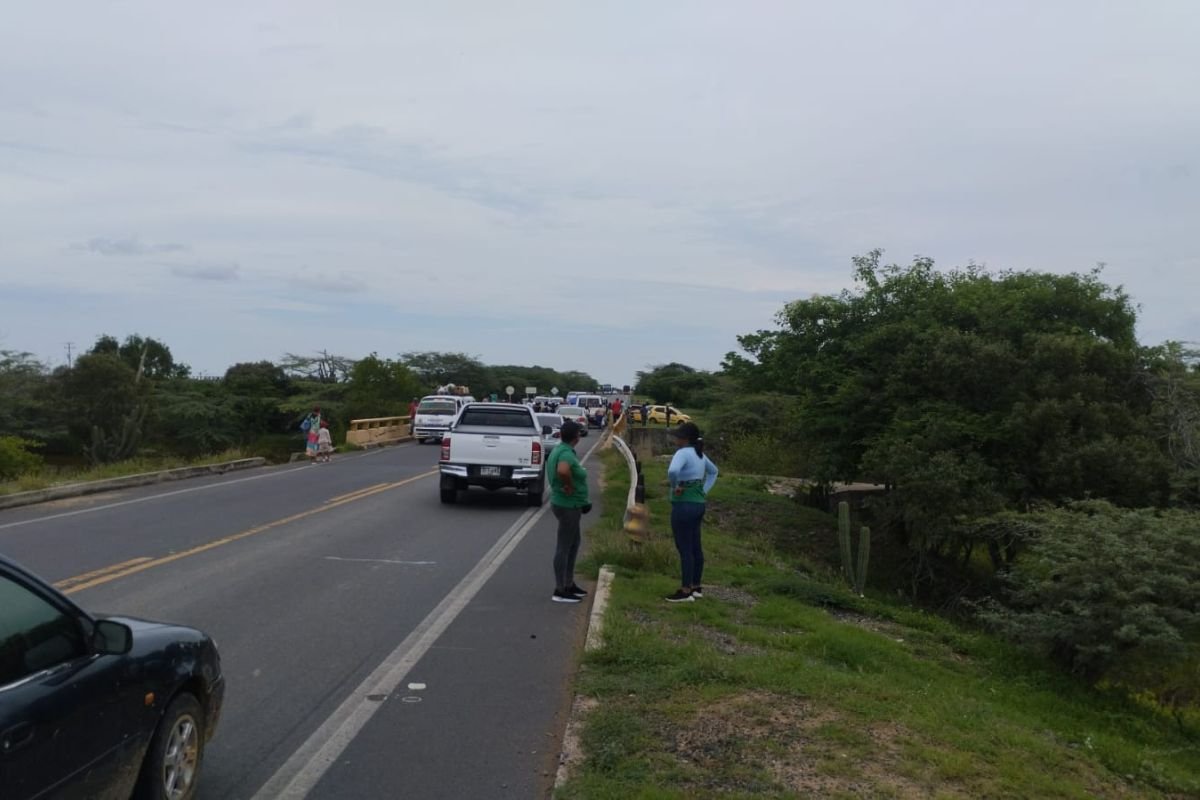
[602,415,649,541]
[346,416,412,447]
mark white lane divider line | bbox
[251,438,601,800]
[323,556,437,566]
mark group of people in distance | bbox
[301,407,334,464]
[546,418,718,604]
[307,396,718,604]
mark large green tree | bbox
[726,251,1172,562]
[347,354,423,417]
[635,363,716,407]
[91,334,189,380]
[400,351,494,394]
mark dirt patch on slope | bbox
[667,691,941,798]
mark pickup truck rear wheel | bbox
[526,482,545,506]
[440,487,459,504]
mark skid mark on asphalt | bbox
[55,470,438,594]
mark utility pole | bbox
[65,342,75,367]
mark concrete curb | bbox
[0,457,268,512]
[555,564,615,792]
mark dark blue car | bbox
[0,555,224,800]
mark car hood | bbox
[102,615,176,632]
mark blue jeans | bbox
[671,502,706,587]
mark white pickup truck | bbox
[438,403,551,506]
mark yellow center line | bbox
[55,557,154,589]
[325,483,391,505]
[59,470,438,595]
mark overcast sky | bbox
[1,1,1196,384]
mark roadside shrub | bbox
[0,436,43,481]
[981,501,1200,684]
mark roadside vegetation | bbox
[630,254,1200,715]
[0,342,596,490]
[598,252,1200,796]
[561,451,1199,799]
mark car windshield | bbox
[457,407,536,429]
[418,400,457,415]
[558,407,584,416]
[537,414,561,428]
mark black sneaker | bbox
[665,589,695,603]
[691,587,703,599]
[567,584,588,597]
[552,590,582,604]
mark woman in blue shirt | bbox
[665,422,719,602]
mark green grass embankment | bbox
[562,450,1198,799]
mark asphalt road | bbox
[0,434,607,799]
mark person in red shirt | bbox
[408,397,418,434]
[612,398,623,420]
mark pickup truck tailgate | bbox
[446,427,539,467]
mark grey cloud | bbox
[170,263,240,281]
[242,121,540,215]
[78,237,188,256]
[289,270,367,294]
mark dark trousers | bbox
[671,501,706,587]
[552,505,582,589]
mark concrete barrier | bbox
[346,416,412,447]
[0,457,268,512]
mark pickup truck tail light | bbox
[440,437,451,462]
[531,440,542,466]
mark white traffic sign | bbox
[551,387,559,396]
[505,385,515,397]
[525,386,537,396]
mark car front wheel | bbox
[136,693,205,800]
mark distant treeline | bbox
[0,341,597,467]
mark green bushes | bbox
[0,437,43,481]
[981,502,1200,692]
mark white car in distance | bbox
[556,404,589,436]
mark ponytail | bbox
[692,435,704,460]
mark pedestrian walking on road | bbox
[301,407,322,464]
[665,422,719,603]
[408,397,419,434]
[545,420,591,604]
[317,420,334,463]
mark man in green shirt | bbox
[546,420,591,603]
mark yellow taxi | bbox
[630,404,691,425]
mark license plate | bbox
[480,466,502,477]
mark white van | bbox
[574,394,607,428]
[413,395,471,443]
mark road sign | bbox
[551,387,559,396]
[505,385,515,397]
[525,386,537,396]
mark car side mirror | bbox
[542,425,553,435]
[94,619,133,656]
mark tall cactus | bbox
[856,526,871,596]
[836,500,871,596]
[838,501,854,583]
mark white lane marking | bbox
[251,437,600,800]
[323,556,437,566]
[0,445,421,533]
